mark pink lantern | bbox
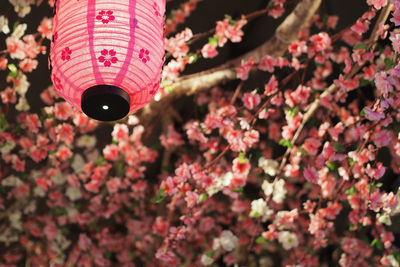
[50,0,165,121]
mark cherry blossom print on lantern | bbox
[50,0,166,121]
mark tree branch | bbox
[278,3,394,172]
[168,0,322,96]
[139,0,322,125]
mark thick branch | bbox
[139,0,321,125]
[168,0,321,96]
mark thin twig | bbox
[277,3,393,173]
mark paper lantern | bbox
[50,0,165,121]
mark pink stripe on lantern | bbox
[115,0,137,87]
[87,0,104,84]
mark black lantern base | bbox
[81,85,130,121]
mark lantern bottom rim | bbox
[81,84,130,121]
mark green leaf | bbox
[129,251,135,259]
[345,187,356,196]
[50,208,68,216]
[104,251,112,260]
[384,58,395,70]
[186,52,199,63]
[286,106,299,117]
[58,226,70,235]
[7,64,18,78]
[353,43,367,50]
[279,139,293,149]
[360,107,366,117]
[249,211,260,218]
[322,16,329,26]
[231,187,243,193]
[0,114,7,132]
[332,143,344,153]
[96,156,105,166]
[327,162,336,171]
[208,37,219,46]
[238,152,246,163]
[199,193,207,203]
[89,221,99,232]
[256,236,266,244]
[117,162,125,176]
[224,14,236,25]
[371,238,383,250]
[359,78,371,87]
[151,187,165,204]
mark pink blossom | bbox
[288,40,307,57]
[160,125,184,149]
[232,157,250,176]
[366,0,387,10]
[78,234,92,251]
[0,87,17,104]
[37,17,53,39]
[18,58,38,72]
[242,92,261,110]
[364,107,385,121]
[112,124,129,141]
[310,32,332,53]
[351,18,370,36]
[185,191,199,208]
[54,102,72,120]
[390,32,400,53]
[303,137,321,156]
[106,178,121,194]
[303,167,319,184]
[258,55,275,72]
[235,58,254,80]
[372,129,391,147]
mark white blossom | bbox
[128,115,139,125]
[250,198,273,222]
[206,172,233,196]
[11,23,27,38]
[277,231,299,250]
[15,97,30,111]
[86,149,100,162]
[213,230,239,251]
[9,0,31,18]
[378,213,392,226]
[76,135,97,148]
[262,179,287,204]
[272,179,287,204]
[258,157,279,176]
[72,154,86,173]
[0,228,19,246]
[66,187,82,201]
[9,211,22,230]
[51,172,67,185]
[201,254,214,266]
[0,16,10,34]
[262,180,274,196]
[23,200,36,214]
[15,74,29,96]
[34,186,46,197]
[0,141,16,154]
[387,255,399,267]
[1,175,22,187]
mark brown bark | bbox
[139,0,322,125]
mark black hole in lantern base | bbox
[81,85,130,122]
